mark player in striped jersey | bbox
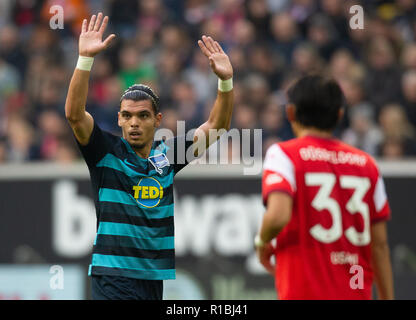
[65,13,234,300]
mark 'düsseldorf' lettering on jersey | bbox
[299,146,367,166]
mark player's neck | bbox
[132,143,152,159]
[297,128,333,139]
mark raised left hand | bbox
[198,35,233,80]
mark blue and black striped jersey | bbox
[76,122,193,280]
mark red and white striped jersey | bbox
[262,135,390,300]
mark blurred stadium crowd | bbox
[1,0,416,164]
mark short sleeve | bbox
[164,136,195,175]
[75,121,114,167]
[371,175,391,224]
[262,144,296,206]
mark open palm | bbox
[79,13,116,57]
[198,35,233,80]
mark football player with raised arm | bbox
[65,13,233,300]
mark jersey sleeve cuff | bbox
[371,202,391,224]
[262,187,294,206]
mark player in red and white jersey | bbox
[256,75,394,300]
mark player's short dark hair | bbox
[120,84,160,114]
[287,75,345,131]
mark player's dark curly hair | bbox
[287,75,345,131]
[120,84,160,114]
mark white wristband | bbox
[254,234,266,248]
[218,77,233,92]
[76,55,94,71]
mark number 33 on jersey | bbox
[262,138,390,246]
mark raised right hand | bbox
[79,13,116,57]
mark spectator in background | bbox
[183,0,212,27]
[159,24,191,58]
[0,25,27,78]
[133,28,158,63]
[156,49,183,106]
[26,25,63,64]
[171,79,204,131]
[212,0,245,43]
[12,0,43,29]
[200,17,226,46]
[307,13,340,61]
[160,108,180,136]
[234,104,258,130]
[89,74,122,134]
[380,137,406,159]
[5,115,39,162]
[118,42,156,91]
[89,56,114,106]
[337,75,369,130]
[109,0,139,39]
[365,36,402,112]
[37,110,69,161]
[259,96,288,141]
[328,49,365,82]
[367,15,402,49]
[401,43,416,70]
[227,103,258,161]
[23,54,48,109]
[400,70,416,127]
[291,42,324,76]
[1,1,416,164]
[319,0,349,42]
[0,0,13,26]
[0,57,20,133]
[393,0,416,42]
[0,56,20,97]
[231,18,256,50]
[288,0,316,29]
[270,12,301,64]
[347,13,369,60]
[341,103,383,156]
[267,0,290,14]
[378,103,416,157]
[227,47,249,81]
[53,138,79,164]
[138,0,169,33]
[30,79,63,119]
[246,0,273,41]
[243,73,270,111]
[248,45,283,89]
[0,137,7,163]
[184,49,217,104]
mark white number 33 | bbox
[305,173,371,246]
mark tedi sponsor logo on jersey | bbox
[133,177,164,208]
[148,153,170,174]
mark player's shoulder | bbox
[78,120,121,151]
[93,121,120,141]
[263,139,300,169]
[266,138,300,155]
[92,122,128,156]
[326,138,382,179]
[336,139,380,170]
